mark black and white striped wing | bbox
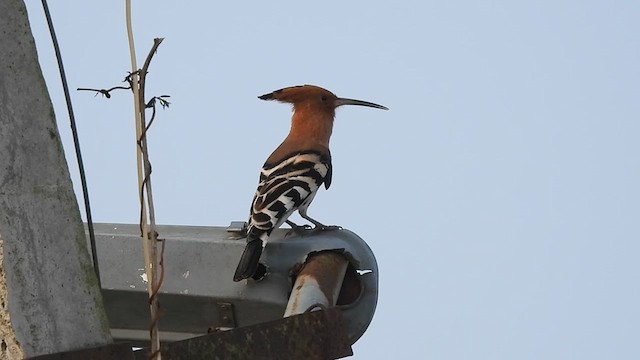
[247,150,332,242]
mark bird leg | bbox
[285,220,312,237]
[299,213,342,232]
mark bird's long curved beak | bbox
[335,97,388,110]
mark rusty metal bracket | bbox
[134,308,352,360]
[26,343,134,360]
[226,221,247,234]
[216,302,236,328]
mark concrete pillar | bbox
[0,1,112,358]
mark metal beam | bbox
[134,308,352,360]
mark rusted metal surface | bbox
[284,251,349,316]
[27,343,134,360]
[133,308,352,360]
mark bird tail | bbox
[233,239,263,282]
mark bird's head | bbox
[258,85,388,114]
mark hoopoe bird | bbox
[233,85,387,282]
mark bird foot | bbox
[285,221,342,236]
[308,224,342,233]
[285,220,313,237]
[307,224,342,234]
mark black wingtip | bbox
[233,240,264,282]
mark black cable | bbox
[41,0,101,288]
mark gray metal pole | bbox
[284,252,349,317]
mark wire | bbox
[41,0,101,288]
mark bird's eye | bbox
[321,95,328,102]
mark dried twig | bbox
[77,85,131,98]
[125,2,164,358]
[78,9,169,359]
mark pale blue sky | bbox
[26,1,640,359]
